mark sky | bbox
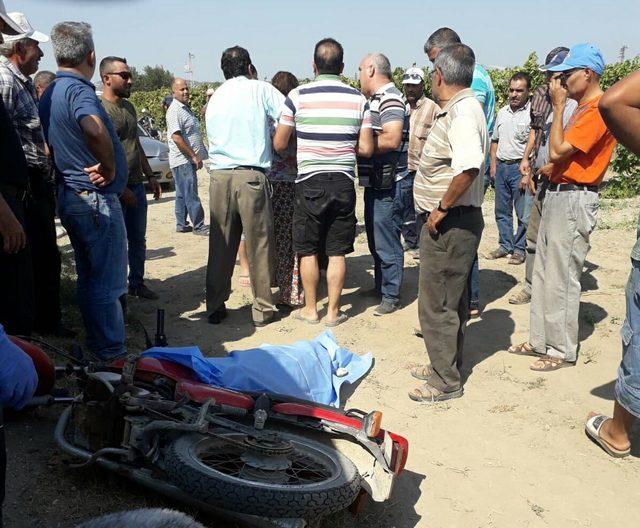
[15,0,640,83]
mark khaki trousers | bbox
[206,168,276,323]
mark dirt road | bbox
[5,174,639,527]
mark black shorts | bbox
[292,173,356,257]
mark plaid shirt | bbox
[529,85,553,160]
[408,96,439,172]
[0,57,49,171]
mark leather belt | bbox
[547,183,598,193]
[419,205,481,221]
[498,158,522,165]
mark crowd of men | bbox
[1,6,640,524]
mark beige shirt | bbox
[408,96,439,172]
[414,88,489,214]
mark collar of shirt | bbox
[414,95,428,109]
[56,70,95,89]
[506,100,531,114]
[315,74,341,82]
[0,56,29,84]
[436,87,476,117]
[374,81,396,97]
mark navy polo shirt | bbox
[39,71,127,194]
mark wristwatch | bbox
[437,201,449,213]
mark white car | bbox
[138,124,172,189]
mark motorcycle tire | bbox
[164,430,361,519]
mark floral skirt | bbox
[271,181,304,307]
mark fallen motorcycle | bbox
[11,313,409,526]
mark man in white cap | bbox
[402,65,438,257]
[0,11,71,337]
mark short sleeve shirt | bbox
[101,97,143,184]
[471,64,496,136]
[407,96,439,172]
[166,99,207,169]
[39,71,128,194]
[492,101,531,161]
[550,95,616,186]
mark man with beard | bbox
[100,56,162,300]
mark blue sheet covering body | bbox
[142,330,372,407]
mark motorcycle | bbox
[11,311,409,527]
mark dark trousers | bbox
[400,172,418,249]
[419,208,483,392]
[0,172,60,335]
[122,182,148,289]
[1,408,5,528]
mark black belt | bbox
[0,182,29,200]
[547,183,598,193]
[227,165,265,174]
[498,158,522,165]
[420,205,480,221]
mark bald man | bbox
[166,78,208,234]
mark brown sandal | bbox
[508,342,542,357]
[408,383,463,403]
[530,355,574,372]
[410,365,433,381]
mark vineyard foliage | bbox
[129,54,639,193]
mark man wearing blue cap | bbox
[509,43,616,371]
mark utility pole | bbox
[184,53,195,84]
[619,45,628,62]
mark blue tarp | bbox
[142,330,373,407]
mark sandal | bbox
[408,383,463,403]
[238,274,251,288]
[292,309,320,325]
[508,342,542,357]
[585,414,630,458]
[325,312,348,328]
[410,365,433,381]
[529,355,574,372]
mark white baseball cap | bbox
[2,12,49,43]
[402,67,425,85]
[0,1,22,36]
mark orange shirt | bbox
[551,94,616,186]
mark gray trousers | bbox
[419,209,483,392]
[523,182,547,294]
[529,189,599,362]
[206,169,276,323]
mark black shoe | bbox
[194,226,210,236]
[207,305,228,324]
[176,225,193,233]
[373,301,398,316]
[129,284,159,300]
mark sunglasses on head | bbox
[402,73,423,81]
[106,71,132,81]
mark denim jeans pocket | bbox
[63,191,98,216]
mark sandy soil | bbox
[5,172,640,528]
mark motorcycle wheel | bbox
[164,429,361,519]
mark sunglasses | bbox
[402,73,423,81]
[559,68,583,82]
[106,71,132,81]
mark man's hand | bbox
[84,162,115,187]
[549,78,568,108]
[148,175,162,200]
[519,158,531,178]
[120,187,137,208]
[518,174,531,192]
[191,155,203,170]
[538,163,553,177]
[0,198,27,254]
[427,209,447,237]
[489,161,496,181]
[528,177,536,195]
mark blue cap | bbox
[546,43,605,75]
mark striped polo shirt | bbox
[279,74,371,182]
[357,82,411,185]
[414,88,489,214]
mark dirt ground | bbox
[5,173,640,528]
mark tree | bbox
[131,65,174,92]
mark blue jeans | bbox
[615,258,640,418]
[172,162,204,231]
[58,187,127,359]
[122,183,148,289]
[494,160,532,256]
[364,181,405,305]
[400,172,418,249]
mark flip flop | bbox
[408,382,463,403]
[292,309,319,325]
[508,342,543,357]
[325,312,348,328]
[238,275,251,288]
[529,355,574,372]
[585,414,630,458]
[410,365,433,381]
